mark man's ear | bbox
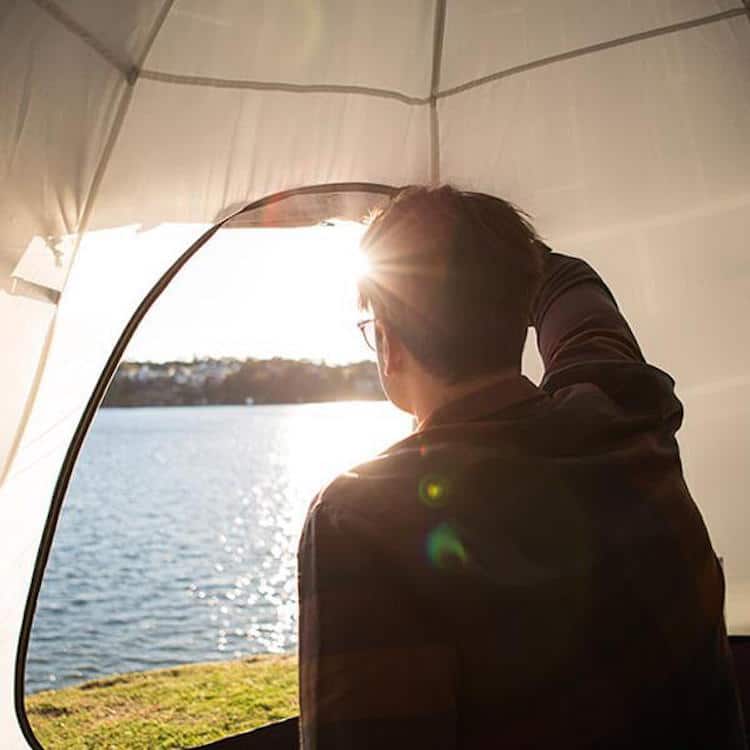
[380,322,404,377]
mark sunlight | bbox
[283,220,370,290]
[122,221,371,364]
[349,243,371,282]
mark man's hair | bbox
[358,185,545,383]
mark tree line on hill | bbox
[101,357,384,407]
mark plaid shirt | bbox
[297,252,746,749]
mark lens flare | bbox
[426,523,468,570]
[418,474,450,508]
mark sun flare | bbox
[350,247,371,282]
[120,220,373,364]
[301,220,370,287]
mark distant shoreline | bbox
[103,357,384,408]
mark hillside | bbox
[102,357,384,407]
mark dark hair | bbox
[358,185,545,383]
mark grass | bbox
[25,654,298,750]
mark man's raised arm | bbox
[530,248,647,388]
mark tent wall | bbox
[0,1,126,270]
[0,5,109,501]
[440,16,750,238]
[1,1,749,747]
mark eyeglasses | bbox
[357,318,377,351]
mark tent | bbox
[2,1,749,746]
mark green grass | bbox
[25,654,298,750]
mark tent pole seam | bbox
[75,0,175,244]
[429,0,448,186]
[30,1,746,101]
[438,7,747,100]
[139,70,429,105]
[74,86,136,255]
[30,0,134,80]
[132,0,176,79]
[133,8,743,107]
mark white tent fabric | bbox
[1,1,749,745]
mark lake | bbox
[26,402,412,693]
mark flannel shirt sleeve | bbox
[531,250,646,383]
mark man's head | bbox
[357,185,545,416]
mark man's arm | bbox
[530,248,647,386]
[298,493,456,749]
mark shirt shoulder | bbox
[301,453,404,544]
[300,445,449,567]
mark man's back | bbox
[298,250,747,748]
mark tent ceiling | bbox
[441,16,750,241]
[441,0,741,92]
[147,0,435,95]
[3,0,744,256]
[39,0,167,74]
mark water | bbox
[26,402,412,694]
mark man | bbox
[297,186,746,748]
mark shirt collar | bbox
[418,374,544,431]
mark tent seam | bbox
[132,0,177,77]
[438,8,747,99]
[131,8,744,105]
[75,0,175,242]
[429,0,448,185]
[138,69,429,104]
[30,0,134,80]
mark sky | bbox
[124,222,374,365]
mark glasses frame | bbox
[357,318,377,351]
